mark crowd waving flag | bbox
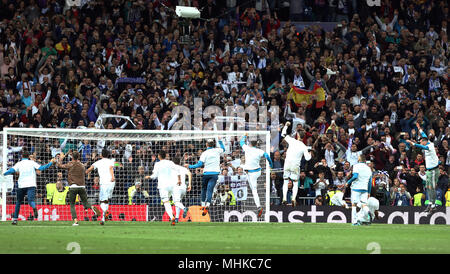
[288,83,326,108]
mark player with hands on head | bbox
[280,121,311,206]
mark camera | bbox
[175,6,200,19]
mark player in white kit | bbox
[239,133,273,217]
[330,191,349,208]
[280,122,311,206]
[356,196,380,225]
[149,151,181,226]
[86,149,115,225]
[172,158,192,223]
[345,155,373,226]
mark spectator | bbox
[298,170,313,205]
[333,170,346,193]
[49,181,69,205]
[413,186,426,207]
[313,171,329,198]
[445,186,450,207]
[392,183,412,206]
[0,0,447,210]
[269,172,283,205]
[128,182,149,205]
[314,195,323,206]
[436,167,449,205]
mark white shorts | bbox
[330,192,346,207]
[99,183,115,201]
[351,190,368,206]
[283,165,300,181]
[173,185,187,203]
[159,185,175,203]
[247,171,261,189]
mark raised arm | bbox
[239,134,247,148]
[346,172,359,188]
[3,167,17,176]
[218,139,225,152]
[85,164,95,174]
[188,160,204,169]
[110,165,115,182]
[335,141,347,153]
[416,122,428,139]
[281,121,290,139]
[406,139,429,150]
[56,152,69,169]
[186,169,192,191]
[263,152,274,168]
[360,144,374,154]
[37,158,56,171]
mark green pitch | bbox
[0,221,449,254]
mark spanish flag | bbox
[288,83,326,108]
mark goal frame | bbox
[1,127,271,222]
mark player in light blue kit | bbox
[186,138,225,216]
[345,155,373,226]
[406,122,440,215]
[3,150,56,225]
[240,133,273,217]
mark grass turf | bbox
[0,221,449,254]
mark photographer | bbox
[392,183,412,206]
[213,184,236,206]
[373,171,391,206]
[128,181,150,205]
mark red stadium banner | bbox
[5,204,148,221]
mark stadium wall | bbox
[4,205,449,224]
[156,205,450,225]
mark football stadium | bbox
[0,0,449,259]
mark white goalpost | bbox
[1,128,271,223]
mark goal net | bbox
[1,128,270,223]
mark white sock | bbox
[206,202,210,207]
[175,202,184,218]
[356,205,368,223]
[175,202,185,211]
[164,202,174,219]
[363,206,370,222]
[352,206,357,224]
[201,201,206,207]
[282,180,289,201]
[251,187,261,208]
[291,183,298,203]
[100,203,107,221]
